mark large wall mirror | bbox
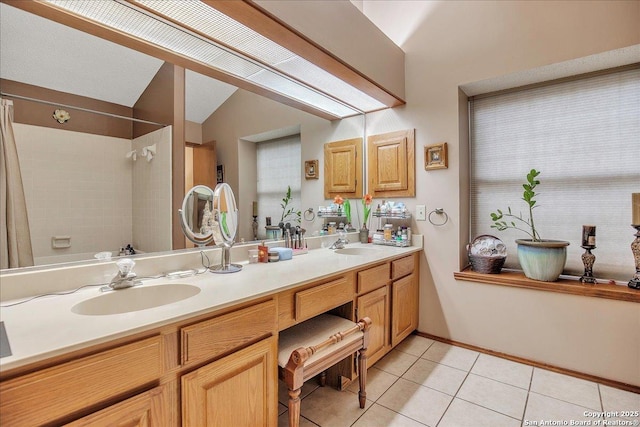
[0,2,365,272]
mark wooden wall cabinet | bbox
[367,129,415,198]
[324,137,363,199]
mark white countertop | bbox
[0,242,421,372]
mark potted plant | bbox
[490,169,569,281]
[280,186,301,225]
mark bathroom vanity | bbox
[0,243,420,426]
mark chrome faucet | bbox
[104,258,142,291]
[329,232,349,250]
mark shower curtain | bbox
[0,98,33,268]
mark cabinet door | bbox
[367,129,415,198]
[357,286,390,366]
[391,273,419,347]
[182,337,278,427]
[64,385,171,427]
[324,137,363,199]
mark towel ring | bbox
[428,208,449,226]
[304,208,316,221]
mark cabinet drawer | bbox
[392,255,415,280]
[295,276,354,322]
[357,263,390,294]
[0,336,163,427]
[181,299,276,365]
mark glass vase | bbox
[359,228,369,244]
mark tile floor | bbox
[277,335,640,427]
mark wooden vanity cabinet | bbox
[64,384,172,427]
[181,337,277,427]
[356,253,419,364]
[0,299,279,427]
[391,253,419,346]
[179,299,278,426]
[367,129,415,198]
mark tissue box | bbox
[270,247,293,261]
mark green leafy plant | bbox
[490,169,542,241]
[280,186,301,224]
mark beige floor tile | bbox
[278,411,319,427]
[375,349,419,377]
[470,353,533,389]
[299,385,372,427]
[352,403,427,427]
[530,368,601,410]
[395,335,434,357]
[279,402,287,416]
[524,392,595,424]
[457,373,528,419]
[421,341,479,372]
[347,366,399,402]
[278,378,320,406]
[438,398,521,427]
[600,384,640,417]
[402,358,467,396]
[377,378,452,426]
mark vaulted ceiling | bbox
[0,2,237,124]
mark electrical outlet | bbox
[416,205,426,221]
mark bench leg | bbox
[288,387,302,427]
[319,371,327,387]
[358,348,368,408]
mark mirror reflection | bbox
[0,2,365,272]
[179,185,216,247]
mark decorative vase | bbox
[359,228,369,244]
[516,239,570,282]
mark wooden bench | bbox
[278,314,372,427]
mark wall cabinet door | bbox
[64,385,171,427]
[367,129,415,198]
[181,337,278,427]
[357,286,390,366]
[391,273,419,347]
[324,137,363,199]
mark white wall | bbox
[360,0,640,385]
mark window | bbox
[470,67,639,281]
[256,135,301,237]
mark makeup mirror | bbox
[179,185,216,247]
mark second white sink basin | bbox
[334,247,380,256]
[72,284,201,316]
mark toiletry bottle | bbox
[383,224,393,241]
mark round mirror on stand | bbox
[179,183,242,274]
[179,185,216,247]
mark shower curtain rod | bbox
[0,92,169,127]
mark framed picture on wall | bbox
[425,142,448,170]
[216,164,224,183]
[304,160,319,179]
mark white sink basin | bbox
[72,284,201,316]
[334,247,380,256]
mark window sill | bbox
[454,268,639,303]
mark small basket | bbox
[468,235,507,274]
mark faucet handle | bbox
[116,258,135,276]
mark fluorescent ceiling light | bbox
[44,0,381,118]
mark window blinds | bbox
[256,135,301,235]
[470,67,640,281]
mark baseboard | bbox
[415,331,640,394]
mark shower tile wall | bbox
[13,124,171,264]
[131,126,172,254]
